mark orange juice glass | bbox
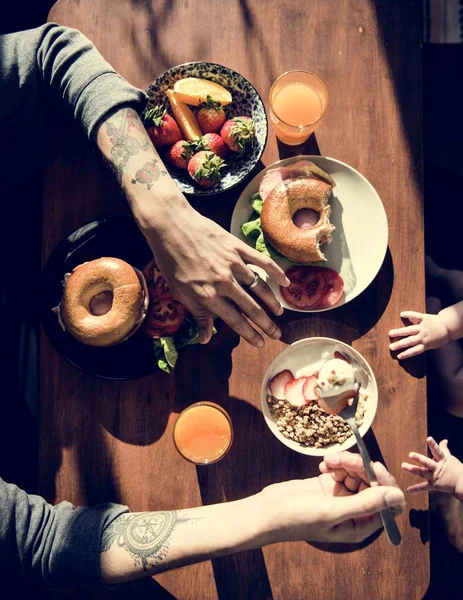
[269,71,328,145]
[173,402,233,465]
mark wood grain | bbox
[41,1,429,598]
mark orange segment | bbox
[166,89,202,141]
[173,77,232,106]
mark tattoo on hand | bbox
[131,160,167,190]
[101,511,199,571]
[105,109,152,183]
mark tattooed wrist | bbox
[101,511,199,571]
[102,108,167,188]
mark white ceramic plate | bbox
[260,338,378,456]
[230,155,388,312]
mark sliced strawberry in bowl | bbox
[284,377,308,407]
[268,369,294,399]
[317,390,356,415]
[302,373,319,402]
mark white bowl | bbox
[260,337,378,456]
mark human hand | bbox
[388,311,450,359]
[402,437,463,500]
[144,205,289,347]
[258,451,405,544]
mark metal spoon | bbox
[322,382,402,546]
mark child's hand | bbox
[389,311,450,359]
[402,437,463,500]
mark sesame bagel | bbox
[60,257,147,347]
[260,177,335,263]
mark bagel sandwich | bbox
[241,162,335,264]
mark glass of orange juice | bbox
[173,402,233,465]
[269,70,328,145]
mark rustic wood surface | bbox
[41,1,429,598]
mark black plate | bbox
[41,214,158,380]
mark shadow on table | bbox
[195,395,321,599]
[277,133,321,159]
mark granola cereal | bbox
[266,393,367,448]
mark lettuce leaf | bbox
[241,193,282,260]
[153,316,217,374]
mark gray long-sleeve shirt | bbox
[0,23,148,588]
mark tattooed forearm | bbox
[103,108,164,186]
[131,160,166,190]
[101,511,199,571]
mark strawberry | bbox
[269,369,294,399]
[165,140,196,170]
[144,105,182,148]
[187,151,225,188]
[197,95,227,133]
[317,391,354,416]
[284,377,308,407]
[302,374,319,402]
[220,116,256,154]
[334,351,351,364]
[201,133,229,159]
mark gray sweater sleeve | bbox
[0,477,129,589]
[0,22,148,139]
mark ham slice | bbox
[259,160,335,201]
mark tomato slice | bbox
[142,298,187,338]
[317,268,344,308]
[143,258,172,301]
[280,265,344,310]
[142,257,188,337]
[280,266,326,309]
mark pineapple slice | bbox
[166,89,202,141]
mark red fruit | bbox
[142,258,188,338]
[202,133,229,159]
[197,95,226,133]
[302,374,319,402]
[144,105,182,148]
[334,351,351,364]
[280,266,326,310]
[317,268,345,308]
[269,369,294,399]
[280,266,344,310]
[187,151,225,188]
[220,116,256,154]
[284,377,308,407]
[142,298,187,338]
[165,140,196,170]
[143,258,172,301]
[318,391,354,416]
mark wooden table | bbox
[41,1,429,598]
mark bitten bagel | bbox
[260,177,334,263]
[60,257,147,346]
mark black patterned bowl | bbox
[145,62,267,196]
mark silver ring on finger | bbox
[243,270,261,290]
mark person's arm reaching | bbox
[95,107,289,347]
[1,23,289,347]
[99,452,405,584]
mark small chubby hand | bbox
[402,437,463,499]
[388,311,450,360]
